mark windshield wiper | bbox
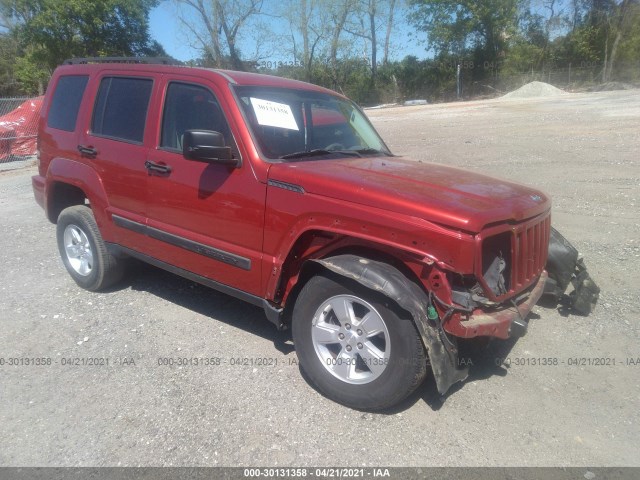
[280,149,362,160]
[353,148,393,156]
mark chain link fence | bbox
[0,96,42,165]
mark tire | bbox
[56,205,124,291]
[292,273,427,410]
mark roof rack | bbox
[64,57,183,66]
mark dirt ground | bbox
[0,89,638,467]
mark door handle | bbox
[145,160,172,176]
[77,145,97,158]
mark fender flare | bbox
[309,254,468,395]
[46,158,111,236]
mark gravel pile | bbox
[503,81,566,99]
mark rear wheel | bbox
[56,205,124,291]
[292,273,427,410]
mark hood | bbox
[268,157,550,233]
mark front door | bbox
[143,79,265,296]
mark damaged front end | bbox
[447,220,600,342]
[543,227,600,315]
[447,271,549,340]
[445,214,552,340]
[308,224,599,398]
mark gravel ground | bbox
[0,89,639,467]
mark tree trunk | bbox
[602,34,608,83]
[383,0,396,65]
[330,1,351,88]
[300,0,310,80]
[607,30,621,82]
[369,1,377,82]
[188,0,223,67]
[542,0,557,67]
[606,0,631,82]
[572,0,580,31]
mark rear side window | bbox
[47,75,89,131]
[91,77,153,143]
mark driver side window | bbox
[160,82,237,157]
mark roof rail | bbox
[64,57,183,66]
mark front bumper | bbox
[456,270,548,339]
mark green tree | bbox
[408,0,520,64]
[1,0,164,94]
[0,34,18,95]
[550,0,640,82]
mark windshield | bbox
[233,86,391,161]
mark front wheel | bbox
[56,205,124,291]
[292,273,427,410]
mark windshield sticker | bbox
[250,98,299,131]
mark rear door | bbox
[143,77,266,296]
[78,74,155,249]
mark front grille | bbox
[512,215,551,290]
[481,214,551,298]
[482,232,511,295]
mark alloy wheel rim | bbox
[311,294,391,385]
[63,224,93,276]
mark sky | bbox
[148,2,428,64]
[149,2,195,62]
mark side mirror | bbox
[182,130,238,167]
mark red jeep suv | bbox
[33,58,551,409]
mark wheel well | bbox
[324,245,422,287]
[48,182,87,223]
[281,244,425,329]
[281,260,323,329]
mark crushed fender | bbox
[544,227,600,315]
[310,254,468,395]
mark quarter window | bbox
[91,77,153,143]
[47,75,89,132]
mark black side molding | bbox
[112,215,251,271]
[106,243,284,329]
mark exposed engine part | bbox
[544,227,600,315]
[451,287,475,310]
[483,255,508,296]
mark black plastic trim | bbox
[109,244,262,305]
[106,243,284,329]
[267,179,305,194]
[65,57,182,65]
[112,215,146,235]
[112,214,251,270]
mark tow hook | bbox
[508,299,528,338]
[509,313,528,337]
